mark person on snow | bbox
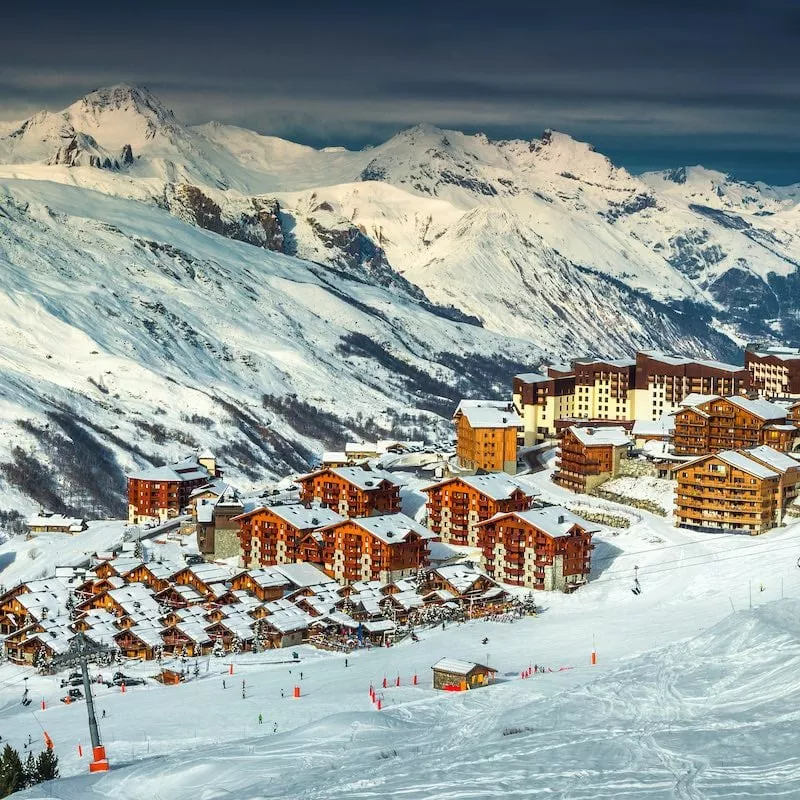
[258,714,263,725]
[481,637,488,645]
[273,722,278,734]
[281,689,284,698]
[223,679,226,689]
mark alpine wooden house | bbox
[553,425,632,493]
[296,466,401,517]
[453,400,522,474]
[675,446,800,534]
[127,451,221,525]
[477,506,597,591]
[303,514,435,585]
[423,474,536,547]
[233,504,344,569]
[672,395,796,456]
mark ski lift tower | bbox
[49,632,110,772]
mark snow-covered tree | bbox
[212,638,225,658]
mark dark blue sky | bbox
[2,0,800,183]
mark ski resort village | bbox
[1,344,800,796]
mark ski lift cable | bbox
[597,537,800,579]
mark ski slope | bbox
[6,459,800,799]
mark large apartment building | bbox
[673,395,796,456]
[745,345,800,398]
[674,446,800,534]
[453,400,522,474]
[629,351,749,422]
[514,351,750,445]
[512,366,575,445]
[477,506,596,591]
[573,358,636,420]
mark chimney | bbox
[557,514,565,524]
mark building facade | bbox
[233,504,343,569]
[553,426,631,493]
[513,366,575,445]
[573,358,636,421]
[453,400,522,474]
[127,453,220,525]
[477,506,596,591]
[673,396,796,456]
[295,466,401,517]
[307,514,435,585]
[674,447,800,534]
[745,345,800,398]
[629,351,748,422]
[423,474,536,547]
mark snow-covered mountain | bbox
[1,84,799,513]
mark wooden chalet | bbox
[233,504,344,569]
[424,473,535,547]
[554,425,631,493]
[431,658,496,691]
[673,395,796,456]
[453,400,522,474]
[311,514,435,585]
[230,568,291,602]
[477,506,597,591]
[295,466,401,517]
[127,452,220,525]
[675,446,800,534]
[114,626,162,660]
[160,623,213,657]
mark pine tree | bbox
[0,743,25,796]
[34,748,59,783]
[134,538,143,560]
[22,751,35,788]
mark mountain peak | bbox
[71,84,176,125]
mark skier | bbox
[345,658,348,668]
[102,709,106,718]
[223,679,226,689]
[280,689,284,698]
[258,714,263,725]
[300,672,303,680]
[481,637,488,645]
[533,664,538,674]
[242,689,246,699]
[273,722,278,734]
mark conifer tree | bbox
[0,743,25,797]
[22,751,35,788]
[34,748,59,783]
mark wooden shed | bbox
[431,658,497,691]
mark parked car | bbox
[60,672,83,688]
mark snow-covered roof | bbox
[424,473,534,501]
[197,498,215,523]
[454,400,522,429]
[433,565,493,594]
[321,451,348,463]
[189,479,229,499]
[500,506,601,539]
[432,658,494,674]
[514,372,549,383]
[741,446,800,474]
[574,357,636,369]
[265,608,312,634]
[270,562,335,589]
[749,346,800,361]
[27,514,86,530]
[268,504,344,529]
[345,514,436,545]
[128,457,210,483]
[726,396,787,420]
[362,620,396,633]
[714,451,779,480]
[568,425,631,447]
[632,415,675,437]
[639,350,743,372]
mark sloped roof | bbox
[432,658,494,674]
[454,400,523,429]
[345,514,437,545]
[424,473,535,501]
[491,506,601,539]
[726,396,787,420]
[569,426,631,447]
[741,446,800,474]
